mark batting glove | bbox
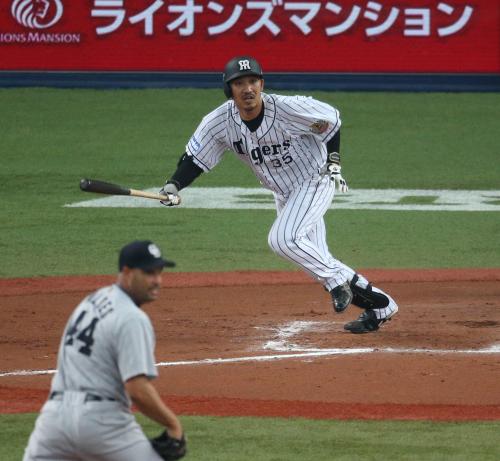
[326,163,349,193]
[159,182,181,207]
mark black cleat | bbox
[344,309,391,334]
[330,282,353,313]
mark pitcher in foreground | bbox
[23,240,186,460]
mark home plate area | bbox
[0,273,499,418]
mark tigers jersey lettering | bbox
[186,93,341,196]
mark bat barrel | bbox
[79,178,130,196]
[79,178,181,204]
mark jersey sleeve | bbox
[186,106,228,171]
[277,95,341,144]
[116,314,158,382]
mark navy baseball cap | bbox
[119,240,175,272]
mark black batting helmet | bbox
[222,56,263,98]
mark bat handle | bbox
[161,193,181,206]
[129,188,181,205]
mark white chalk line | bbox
[261,320,500,354]
[1,345,499,378]
[66,187,500,211]
[2,321,499,378]
[261,320,330,351]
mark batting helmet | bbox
[222,56,263,98]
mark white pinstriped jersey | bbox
[186,92,341,196]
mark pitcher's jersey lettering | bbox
[186,93,341,196]
[51,284,158,407]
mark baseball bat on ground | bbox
[79,178,181,205]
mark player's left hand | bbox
[326,163,349,193]
[159,182,181,207]
[150,430,187,460]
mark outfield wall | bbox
[1,0,499,91]
[1,71,499,91]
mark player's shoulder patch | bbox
[310,120,330,134]
[188,135,201,153]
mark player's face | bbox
[230,75,264,120]
[124,267,163,305]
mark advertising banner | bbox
[0,0,498,73]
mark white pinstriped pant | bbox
[268,174,399,319]
[268,174,353,292]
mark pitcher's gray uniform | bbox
[24,286,167,460]
[160,56,398,333]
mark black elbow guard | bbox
[169,153,203,190]
[326,130,341,162]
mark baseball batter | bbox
[160,56,398,334]
[23,241,186,461]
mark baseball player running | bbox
[160,56,398,334]
[23,241,186,461]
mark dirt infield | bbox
[1,269,499,421]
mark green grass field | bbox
[3,414,500,461]
[1,88,499,459]
[0,88,498,277]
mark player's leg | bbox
[267,175,352,302]
[23,403,80,461]
[83,441,163,461]
[296,215,399,332]
[268,175,398,329]
[306,218,330,261]
[78,402,163,461]
[305,219,355,311]
[343,272,399,333]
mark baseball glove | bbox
[150,430,187,460]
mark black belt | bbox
[49,391,116,402]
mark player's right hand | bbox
[159,182,181,207]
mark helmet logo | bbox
[238,60,251,71]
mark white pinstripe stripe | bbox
[268,176,350,288]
